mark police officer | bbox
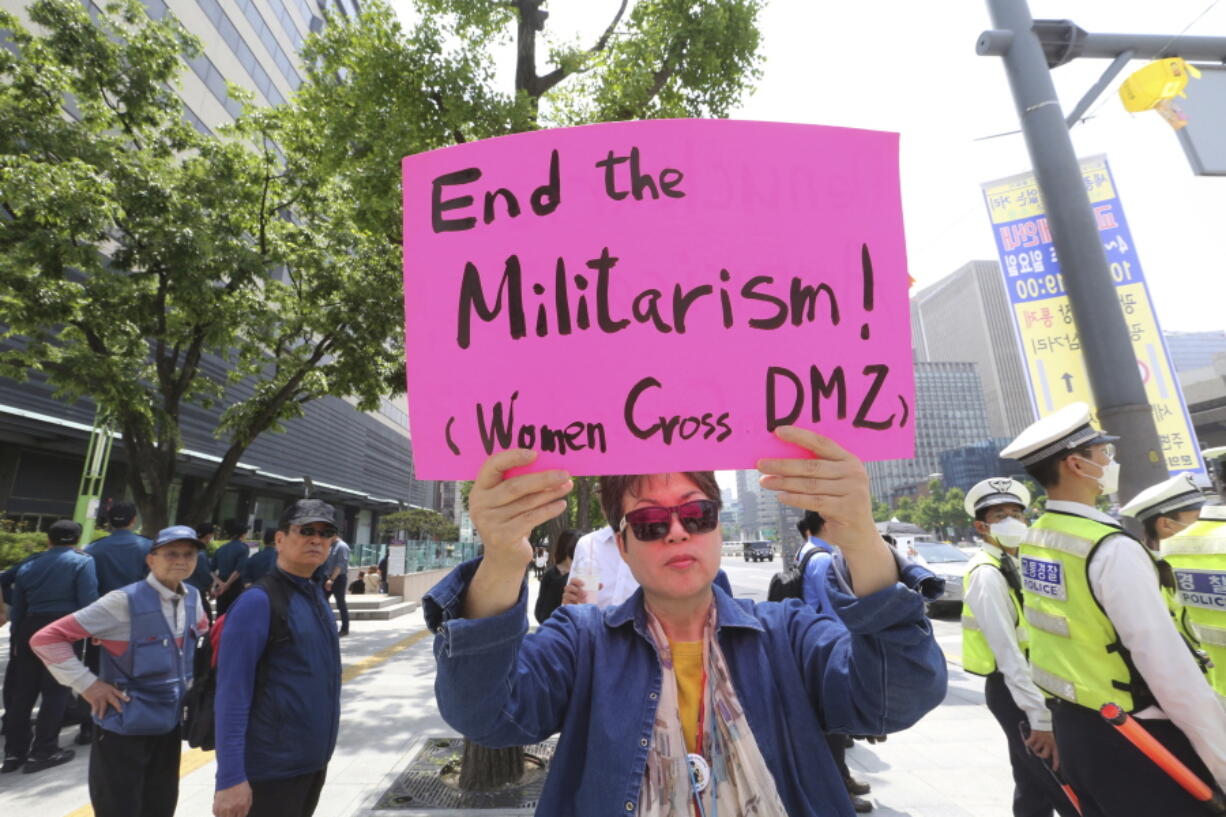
[1160,461,1226,701]
[961,478,1078,817]
[1002,402,1226,815]
[1119,473,1210,652]
[2,519,98,773]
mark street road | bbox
[719,552,963,650]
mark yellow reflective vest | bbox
[1019,511,1157,712]
[961,547,1027,676]
[1162,507,1226,699]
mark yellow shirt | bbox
[670,640,704,754]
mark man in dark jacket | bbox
[3,520,98,773]
[213,500,341,817]
[212,520,251,616]
[86,502,152,594]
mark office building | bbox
[938,438,1028,494]
[0,0,433,541]
[866,362,993,502]
[1165,330,1226,375]
[912,260,1033,439]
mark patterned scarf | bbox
[640,603,789,817]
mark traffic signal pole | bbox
[976,0,1214,503]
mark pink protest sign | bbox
[403,119,914,479]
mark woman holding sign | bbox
[423,426,946,817]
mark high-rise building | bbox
[734,470,760,539]
[1165,330,1226,374]
[938,438,1028,494]
[0,0,435,540]
[912,260,1034,440]
[866,362,993,502]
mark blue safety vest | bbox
[96,580,199,736]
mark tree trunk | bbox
[575,476,593,532]
[457,739,523,791]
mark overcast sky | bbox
[538,0,1226,335]
[396,2,1226,494]
[536,1,1226,496]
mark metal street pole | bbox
[980,0,1168,504]
[73,410,114,542]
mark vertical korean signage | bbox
[982,155,1203,476]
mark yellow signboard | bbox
[983,156,1203,475]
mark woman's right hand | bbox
[464,450,571,619]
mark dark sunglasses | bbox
[620,499,719,542]
[296,525,337,539]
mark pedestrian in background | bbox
[87,501,152,594]
[3,520,98,773]
[321,533,349,636]
[213,500,341,817]
[31,526,209,817]
[191,522,220,624]
[244,529,278,586]
[960,479,1078,817]
[362,567,381,595]
[797,510,874,813]
[534,529,577,624]
[212,520,250,616]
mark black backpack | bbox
[184,571,295,750]
[767,548,819,602]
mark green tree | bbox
[0,0,403,532]
[380,507,458,540]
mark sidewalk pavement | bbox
[0,583,1018,817]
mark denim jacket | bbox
[424,558,947,817]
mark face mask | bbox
[1074,456,1121,495]
[989,517,1029,549]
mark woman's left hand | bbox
[756,425,881,555]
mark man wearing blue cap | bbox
[1002,402,1226,816]
[30,525,209,816]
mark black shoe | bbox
[22,749,75,774]
[74,729,93,746]
[338,629,349,637]
[851,795,873,813]
[1,756,25,774]
[845,776,871,796]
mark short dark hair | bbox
[797,511,825,538]
[222,518,248,539]
[263,528,278,546]
[1023,446,1093,489]
[107,501,137,527]
[552,529,580,565]
[598,472,721,535]
[195,522,216,539]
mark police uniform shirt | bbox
[963,541,1051,731]
[1047,499,1226,788]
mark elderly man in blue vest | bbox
[31,526,208,816]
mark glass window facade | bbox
[866,361,994,502]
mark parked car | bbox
[912,540,971,615]
[742,540,775,562]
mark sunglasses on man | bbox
[619,499,720,542]
[295,525,338,539]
